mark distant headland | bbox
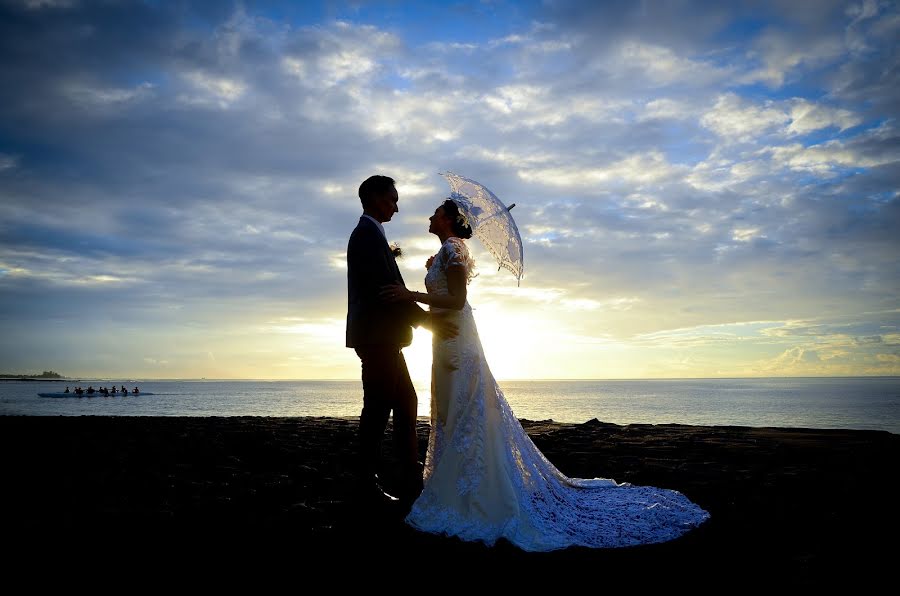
[0,371,67,381]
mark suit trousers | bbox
[355,345,422,498]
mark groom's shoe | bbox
[397,476,424,513]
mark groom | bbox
[346,174,454,508]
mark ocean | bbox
[2,377,898,434]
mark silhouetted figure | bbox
[86,386,95,395]
[132,386,140,394]
[346,174,458,507]
[75,387,84,395]
[110,386,117,394]
[64,387,69,393]
[121,385,127,393]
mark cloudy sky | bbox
[1,0,898,381]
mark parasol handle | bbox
[507,203,516,210]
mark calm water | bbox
[2,377,899,433]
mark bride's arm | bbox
[381,266,467,310]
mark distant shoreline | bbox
[0,371,66,381]
[0,378,73,382]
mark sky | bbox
[0,0,898,381]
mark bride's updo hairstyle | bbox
[442,199,474,239]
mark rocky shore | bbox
[1,416,895,585]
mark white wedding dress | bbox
[405,237,710,551]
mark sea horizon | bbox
[8,374,900,382]
[4,377,899,434]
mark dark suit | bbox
[346,215,427,500]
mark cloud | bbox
[774,346,821,364]
[178,71,246,107]
[641,98,695,121]
[701,93,789,141]
[742,27,845,87]
[614,40,732,87]
[787,99,862,134]
[281,20,401,89]
[765,121,900,173]
[0,1,897,378]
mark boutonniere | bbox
[390,243,402,258]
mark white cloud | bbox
[489,34,528,48]
[702,94,862,143]
[365,91,471,142]
[482,85,625,128]
[280,21,400,90]
[685,156,737,191]
[701,93,789,141]
[732,227,765,243]
[641,98,694,121]
[376,168,434,198]
[775,346,821,364]
[484,84,542,115]
[615,40,729,87]
[462,146,558,168]
[787,99,861,134]
[424,41,479,53]
[179,71,246,107]
[729,160,769,182]
[319,50,377,85]
[766,139,899,173]
[518,151,685,188]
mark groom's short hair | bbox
[358,175,396,208]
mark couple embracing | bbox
[346,174,708,552]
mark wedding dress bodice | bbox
[424,237,475,303]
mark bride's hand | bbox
[380,283,413,303]
[425,255,435,270]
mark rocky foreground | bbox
[1,416,896,586]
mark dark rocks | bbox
[0,415,896,586]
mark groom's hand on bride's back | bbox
[428,312,458,340]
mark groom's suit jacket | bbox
[346,216,427,348]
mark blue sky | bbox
[0,0,898,380]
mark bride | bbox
[381,198,709,552]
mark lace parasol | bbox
[440,172,524,286]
